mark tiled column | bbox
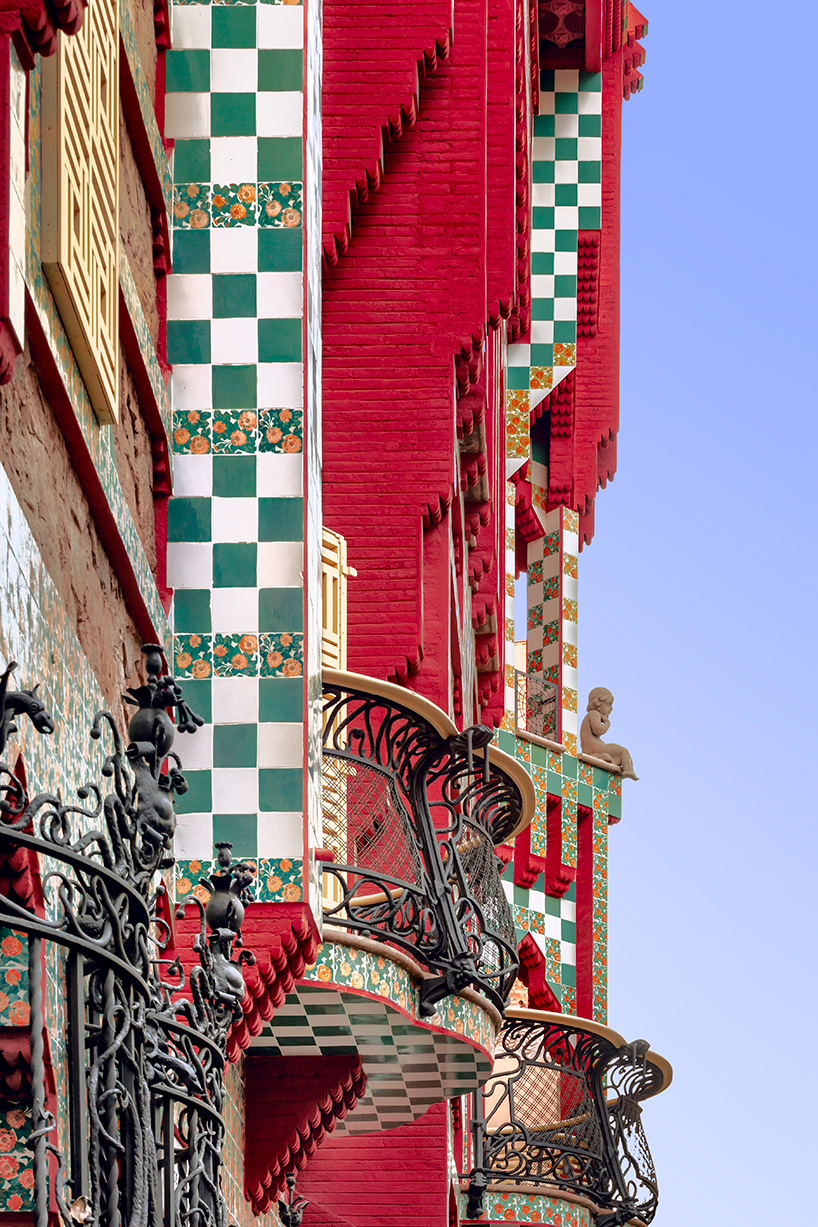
[164,0,321,910]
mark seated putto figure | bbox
[580,687,638,780]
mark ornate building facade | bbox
[0,3,669,1227]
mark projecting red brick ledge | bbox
[244,1054,367,1215]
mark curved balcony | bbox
[320,670,535,1016]
[466,1010,672,1225]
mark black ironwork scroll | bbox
[466,1015,665,1223]
[321,679,521,1014]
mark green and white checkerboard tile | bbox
[506,69,602,464]
[252,983,494,1134]
[166,0,311,870]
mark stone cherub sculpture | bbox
[580,687,638,780]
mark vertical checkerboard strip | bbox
[505,69,602,462]
[165,0,312,882]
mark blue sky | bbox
[518,3,818,1220]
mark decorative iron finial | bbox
[277,1174,308,1227]
[0,660,55,758]
[176,843,256,1015]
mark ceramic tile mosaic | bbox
[0,1108,34,1212]
[525,504,579,753]
[251,940,498,1133]
[166,0,321,881]
[0,929,29,1026]
[460,1188,591,1226]
[506,70,602,461]
[24,61,170,648]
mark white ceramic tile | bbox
[258,723,302,769]
[171,364,213,412]
[167,274,212,320]
[179,725,213,770]
[578,90,602,114]
[529,321,555,344]
[212,677,260,723]
[538,92,555,115]
[554,113,579,140]
[172,454,213,498]
[257,271,303,318]
[506,343,530,368]
[577,183,601,207]
[211,227,258,274]
[257,453,303,497]
[171,6,211,49]
[165,92,211,140]
[532,182,555,208]
[554,70,579,91]
[212,497,258,542]
[530,275,555,298]
[577,137,602,161]
[554,161,579,184]
[211,318,258,364]
[211,49,258,93]
[175,814,216,860]
[257,5,304,49]
[553,250,577,275]
[167,543,212,588]
[531,228,556,251]
[212,768,258,811]
[257,362,302,408]
[553,297,576,320]
[210,136,258,184]
[256,810,303,858]
[257,541,302,587]
[257,92,303,138]
[532,136,555,160]
[211,587,258,633]
[554,206,579,230]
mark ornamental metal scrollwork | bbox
[0,647,252,1227]
[467,1015,665,1224]
[321,680,521,1015]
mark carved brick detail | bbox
[42,0,119,423]
[577,231,600,337]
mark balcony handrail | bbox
[466,1010,671,1224]
[321,671,534,1016]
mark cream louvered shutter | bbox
[42,0,119,424]
[321,527,354,669]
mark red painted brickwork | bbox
[323,0,517,705]
[299,1101,450,1227]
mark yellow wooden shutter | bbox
[321,527,355,670]
[42,0,120,424]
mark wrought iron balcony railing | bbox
[514,670,558,742]
[467,1010,672,1226]
[321,671,535,1017]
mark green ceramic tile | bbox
[212,6,256,48]
[213,542,257,587]
[168,497,212,542]
[532,206,554,230]
[544,895,561,917]
[554,137,578,161]
[532,252,554,274]
[259,677,303,722]
[173,228,211,274]
[540,69,555,91]
[213,455,257,497]
[592,767,609,789]
[555,92,579,114]
[565,880,576,902]
[608,793,621,820]
[561,919,576,943]
[555,184,578,207]
[259,768,303,812]
[579,71,602,91]
[167,319,211,364]
[561,963,576,987]
[578,161,601,183]
[213,813,257,857]
[174,589,212,632]
[531,299,554,321]
[578,206,602,228]
[258,588,303,631]
[179,678,212,723]
[258,49,303,92]
[212,364,257,409]
[166,50,210,93]
[214,723,257,768]
[553,321,577,343]
[506,367,529,390]
[555,230,577,251]
[213,274,257,319]
[532,162,554,183]
[258,227,302,271]
[555,275,577,297]
[212,94,256,137]
[174,139,211,183]
[258,137,303,181]
[578,782,593,807]
[175,770,212,814]
[562,755,578,779]
[533,113,554,136]
[530,344,553,366]
[258,497,303,540]
[497,730,514,753]
[578,113,602,137]
[258,318,301,363]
